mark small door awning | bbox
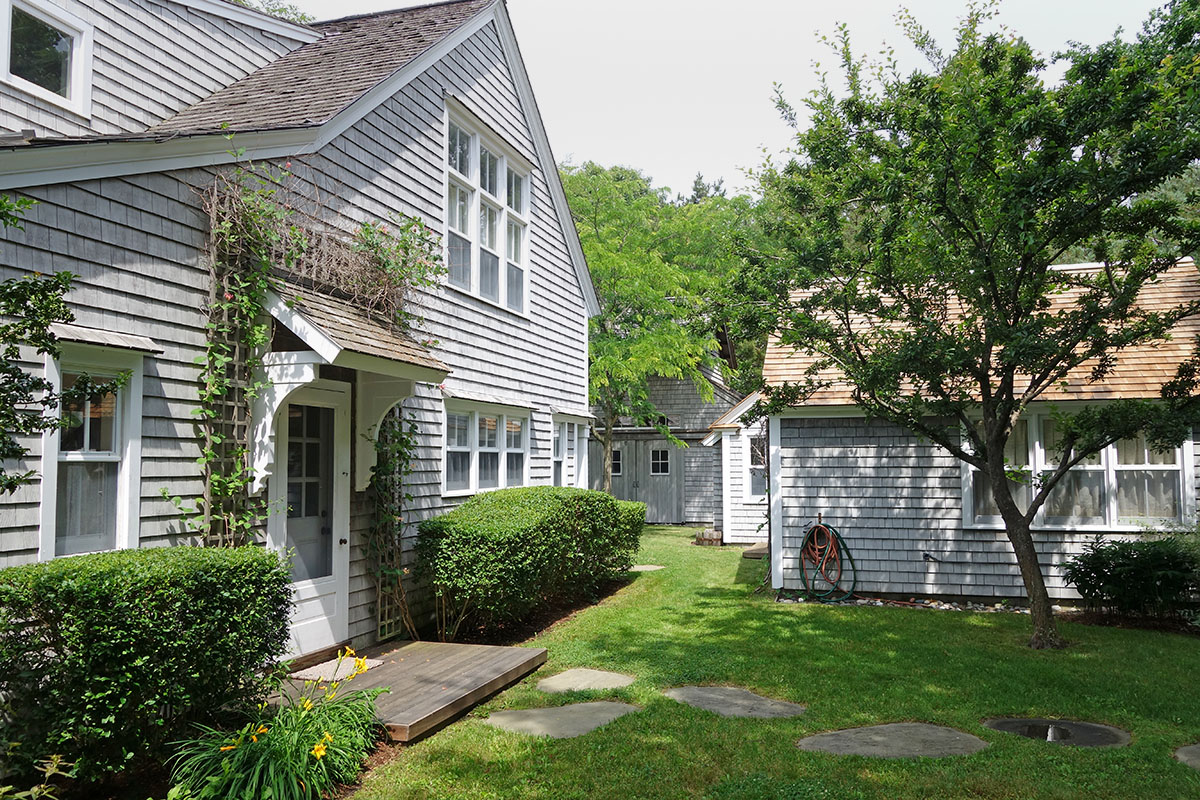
[265,282,449,383]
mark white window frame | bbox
[442,402,530,496]
[961,409,1195,531]
[38,343,143,560]
[744,425,768,502]
[0,0,93,117]
[443,104,532,315]
[650,448,670,476]
[610,448,622,477]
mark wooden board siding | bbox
[775,417,1200,600]
[1,0,306,138]
[0,172,211,564]
[721,428,768,543]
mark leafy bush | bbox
[171,649,384,800]
[1060,536,1199,617]
[0,546,292,780]
[417,487,645,638]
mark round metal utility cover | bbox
[982,718,1130,748]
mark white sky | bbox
[295,0,1167,196]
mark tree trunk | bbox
[1001,515,1064,648]
[601,427,614,494]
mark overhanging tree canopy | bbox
[730,1,1200,648]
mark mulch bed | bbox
[1059,609,1200,637]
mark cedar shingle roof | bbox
[152,0,494,134]
[762,259,1200,406]
[275,281,449,375]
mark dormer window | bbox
[1,0,92,116]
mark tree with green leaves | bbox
[730,1,1200,648]
[0,195,123,494]
[561,163,722,493]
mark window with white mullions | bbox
[651,449,670,475]
[748,432,768,498]
[444,405,529,494]
[444,113,530,312]
[56,371,119,556]
[964,413,1189,528]
[611,448,622,477]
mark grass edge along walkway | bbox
[353,526,1200,800]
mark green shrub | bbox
[417,487,645,638]
[171,649,384,800]
[1060,536,1199,618]
[0,546,292,780]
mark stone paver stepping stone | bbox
[1176,743,1200,769]
[743,542,769,559]
[983,718,1130,748]
[484,702,639,739]
[665,686,806,718]
[537,667,635,693]
[796,723,989,759]
[630,564,664,572]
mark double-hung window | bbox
[746,430,768,499]
[1,0,92,115]
[39,342,145,560]
[965,412,1191,529]
[444,112,530,312]
[444,405,528,494]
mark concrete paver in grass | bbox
[665,686,806,718]
[796,723,989,759]
[630,564,665,572]
[537,667,635,694]
[1175,743,1200,769]
[484,702,639,739]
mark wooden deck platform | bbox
[321,641,547,741]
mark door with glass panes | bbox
[608,440,684,524]
[269,383,350,656]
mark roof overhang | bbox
[178,0,321,43]
[265,288,449,383]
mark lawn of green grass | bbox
[353,526,1200,800]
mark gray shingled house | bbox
[0,0,597,657]
[588,372,739,526]
[759,260,1200,601]
[700,391,769,545]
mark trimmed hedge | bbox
[0,546,292,780]
[417,487,645,633]
[1061,536,1199,618]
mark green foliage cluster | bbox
[416,487,645,640]
[171,649,384,800]
[368,412,423,642]
[1061,536,1199,619]
[0,546,292,780]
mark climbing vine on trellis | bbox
[369,411,424,641]
[169,153,444,549]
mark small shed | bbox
[588,372,739,525]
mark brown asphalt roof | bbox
[152,0,495,135]
[762,259,1200,406]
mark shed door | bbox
[639,441,684,524]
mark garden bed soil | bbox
[451,577,631,646]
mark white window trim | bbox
[0,0,93,117]
[650,448,670,476]
[743,425,768,503]
[961,412,1195,532]
[442,402,530,497]
[443,106,531,317]
[610,448,622,477]
[38,343,143,560]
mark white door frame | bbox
[267,379,352,657]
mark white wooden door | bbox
[269,382,351,657]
